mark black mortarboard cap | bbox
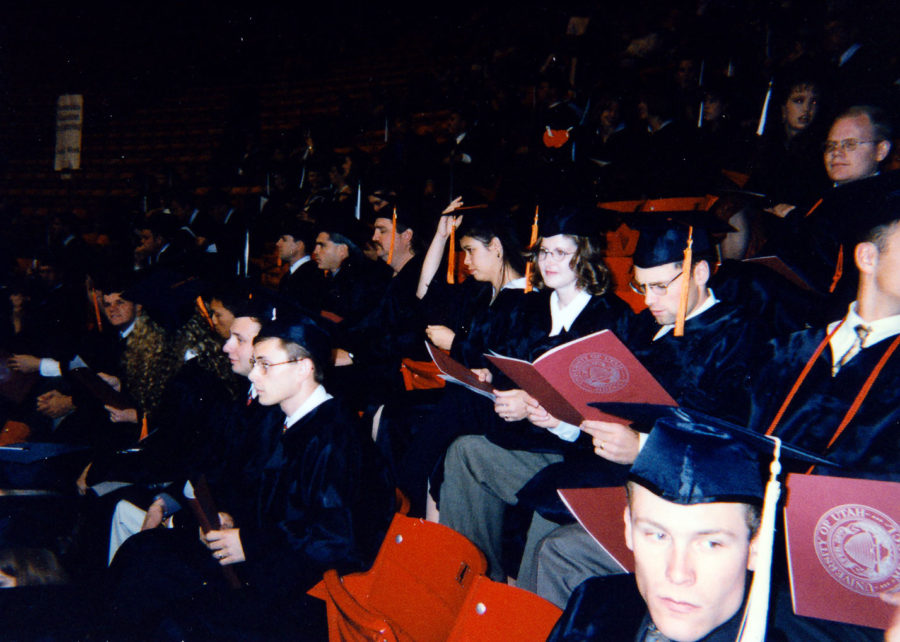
[122,270,206,334]
[94,270,139,298]
[628,409,765,505]
[538,204,601,238]
[232,286,279,323]
[591,402,837,474]
[632,224,714,269]
[611,197,727,269]
[257,315,332,377]
[828,172,900,243]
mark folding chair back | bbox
[309,514,488,642]
[446,575,563,641]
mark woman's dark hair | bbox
[456,213,526,278]
[528,234,611,295]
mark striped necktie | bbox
[833,324,872,376]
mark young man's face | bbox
[313,233,348,272]
[223,317,261,376]
[247,338,304,409]
[824,115,890,184]
[275,234,303,262]
[625,484,757,642]
[101,292,138,328]
[633,261,705,327]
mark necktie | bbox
[641,621,670,642]
[833,324,872,376]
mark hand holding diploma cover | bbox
[484,330,677,427]
[185,476,242,588]
[425,342,495,399]
[65,356,132,410]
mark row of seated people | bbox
[0,111,899,640]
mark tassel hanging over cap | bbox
[524,206,539,293]
[674,225,693,337]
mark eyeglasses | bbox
[537,247,577,262]
[629,271,683,296]
[248,358,300,374]
[822,138,878,154]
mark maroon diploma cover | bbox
[784,473,900,629]
[425,342,495,398]
[485,330,676,426]
[558,487,634,573]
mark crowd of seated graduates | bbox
[1,4,900,640]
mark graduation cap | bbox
[232,287,279,324]
[122,270,206,334]
[611,404,838,642]
[93,270,139,298]
[256,314,332,378]
[830,172,900,244]
[607,197,730,335]
[537,203,602,239]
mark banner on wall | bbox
[54,94,83,171]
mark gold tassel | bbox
[674,225,693,337]
[387,206,397,264]
[196,296,214,331]
[447,220,457,284]
[91,290,103,332]
[524,206,539,293]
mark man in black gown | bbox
[547,412,767,642]
[104,315,394,640]
[523,216,767,604]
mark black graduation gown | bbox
[749,326,900,480]
[278,258,325,313]
[548,574,749,642]
[710,259,828,337]
[485,290,634,455]
[385,282,528,515]
[105,397,394,640]
[85,359,234,486]
[333,254,428,409]
[319,255,389,328]
[235,397,395,593]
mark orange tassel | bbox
[387,207,397,264]
[674,226,694,337]
[91,291,103,332]
[196,296,214,330]
[804,198,823,218]
[447,221,456,284]
[829,245,843,293]
[524,206,539,293]
[139,415,149,441]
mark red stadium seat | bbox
[309,514,487,642]
[446,575,563,641]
